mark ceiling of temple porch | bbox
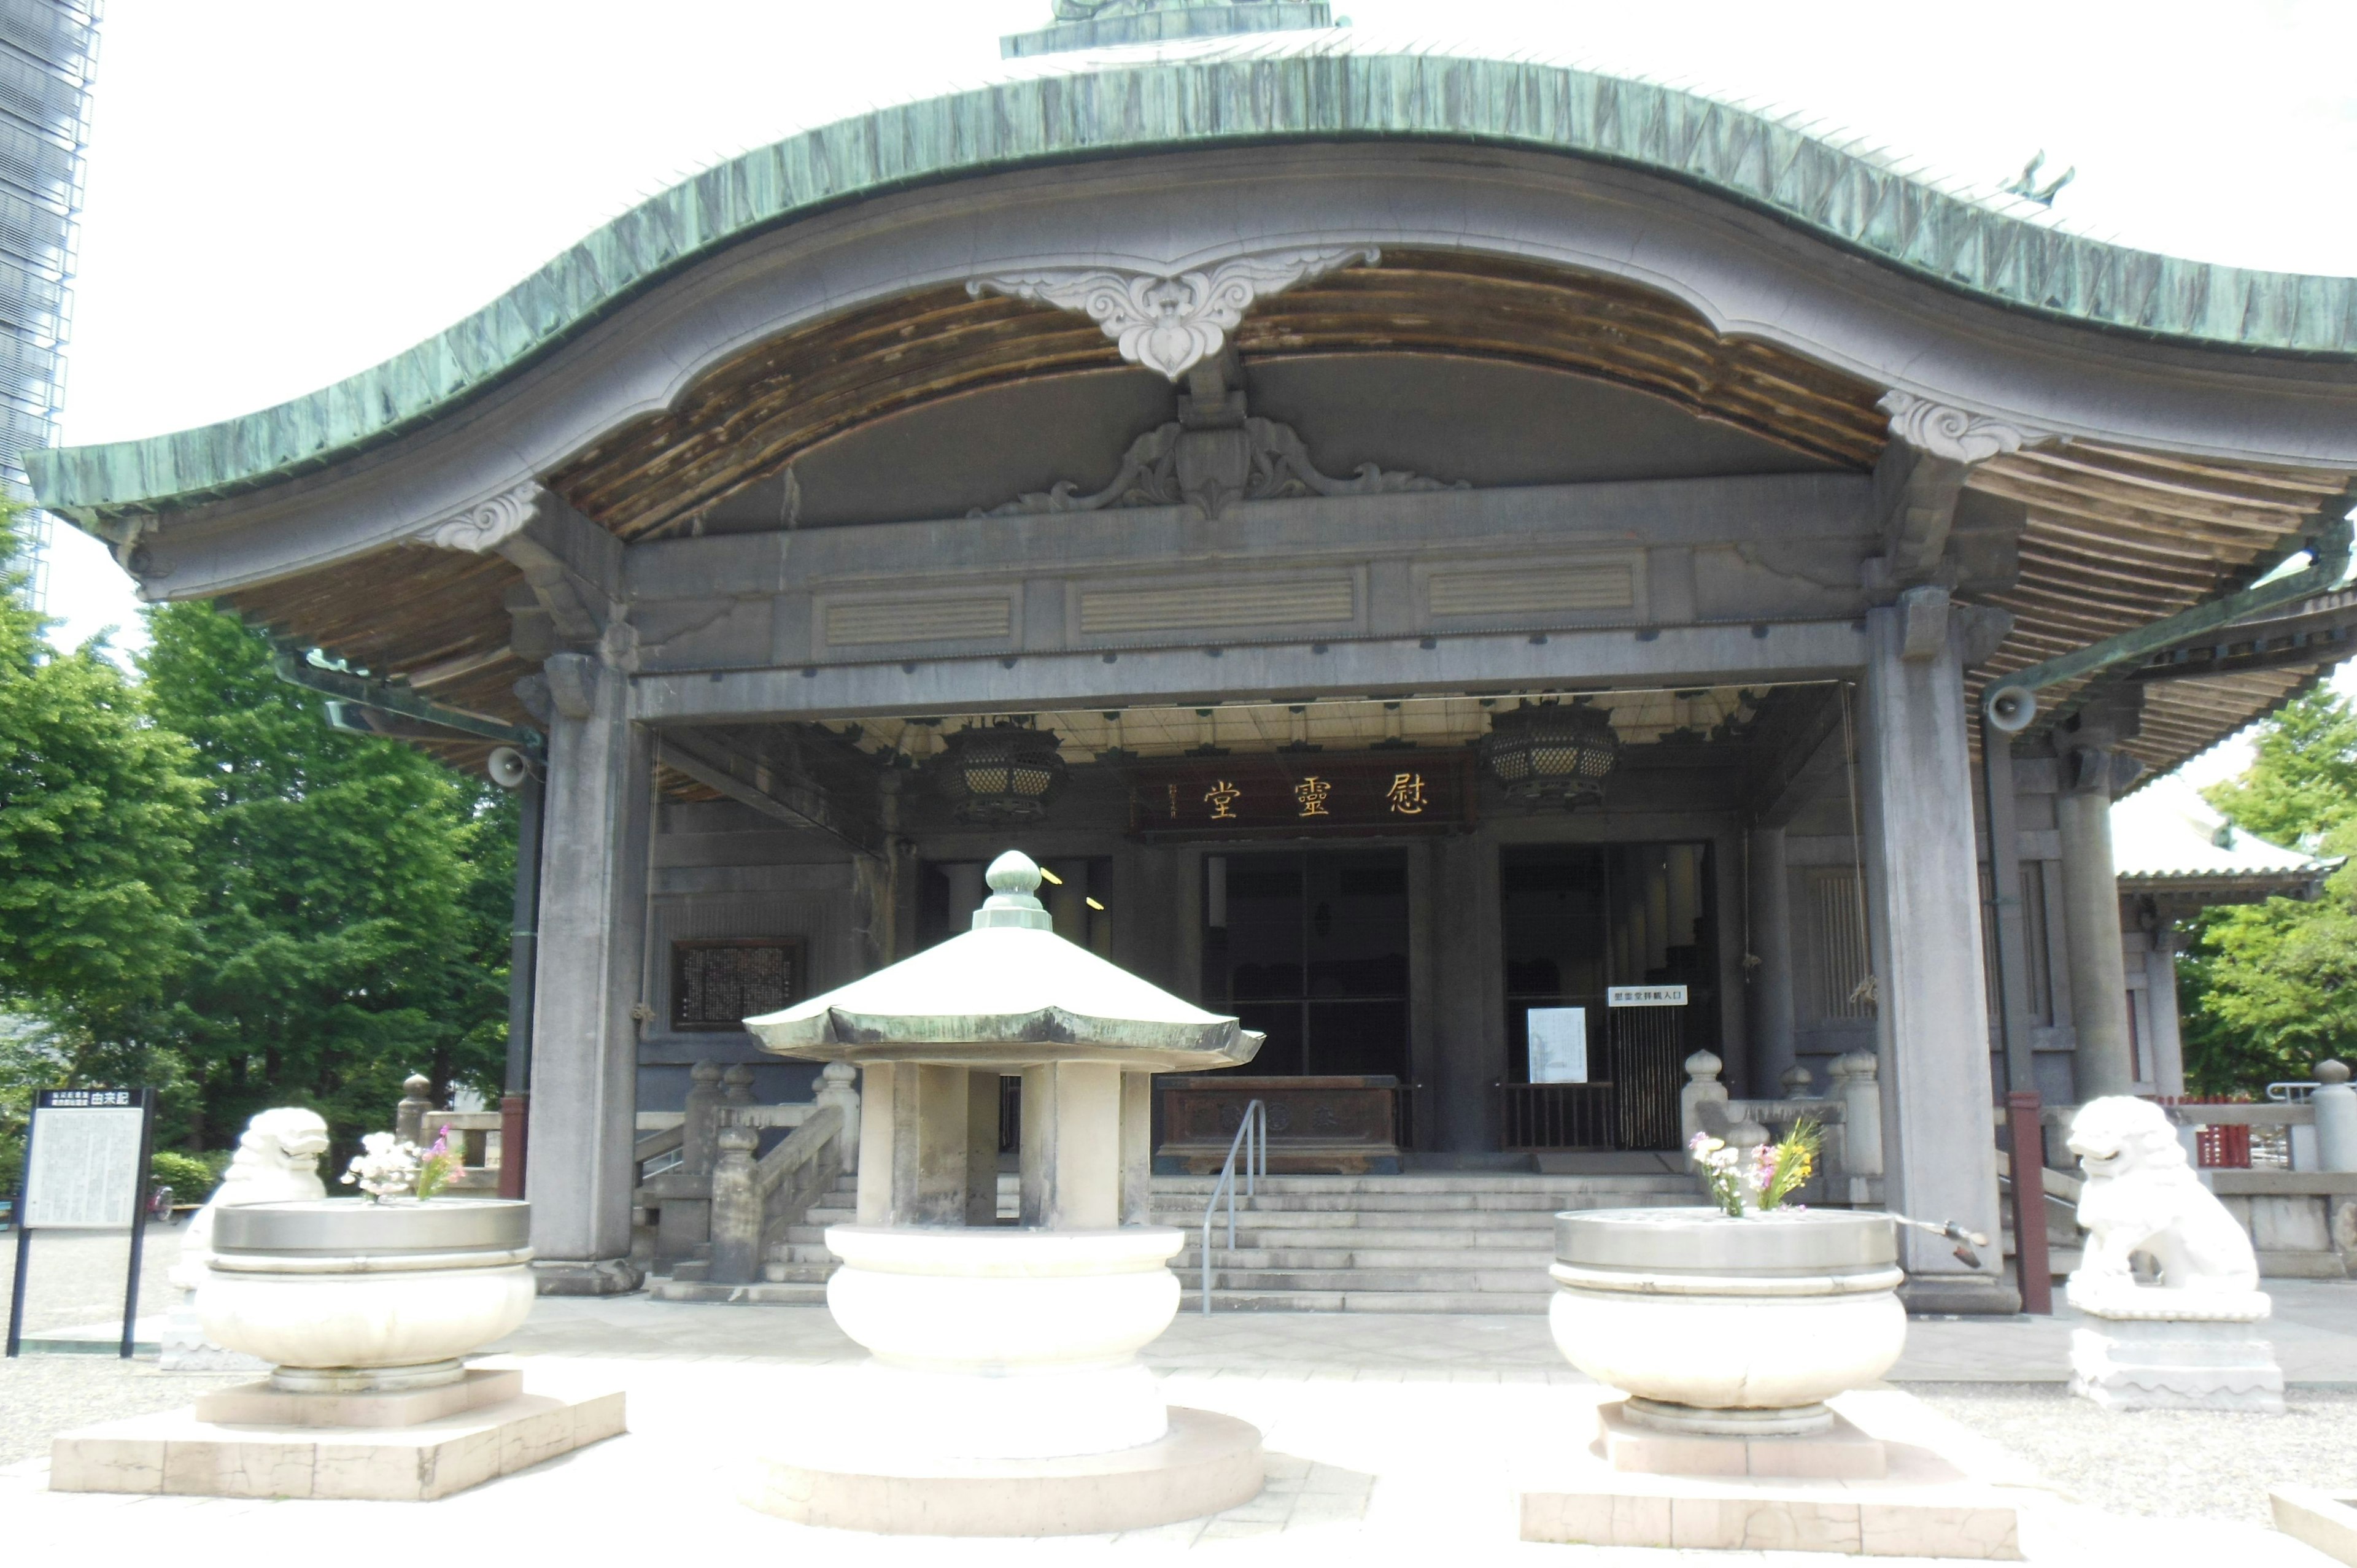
[545,249,1892,542]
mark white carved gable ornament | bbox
[969,247,1379,380]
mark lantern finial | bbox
[974,851,1054,931]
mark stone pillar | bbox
[682,1060,724,1175]
[1120,1070,1154,1225]
[856,1062,899,1226]
[2056,705,2140,1101]
[814,1059,861,1170]
[1019,1060,1121,1229]
[2144,933,2187,1098]
[527,652,652,1295]
[1859,590,2011,1311]
[709,1126,761,1284]
[945,862,987,932]
[964,1069,1002,1226]
[2314,1061,2357,1173]
[1747,828,1797,1099]
[1434,831,1504,1153]
[395,1073,432,1148]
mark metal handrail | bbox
[1199,1099,1266,1315]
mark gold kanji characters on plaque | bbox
[1204,780,1242,820]
[1294,776,1331,817]
[1385,771,1427,816]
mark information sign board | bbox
[1527,1007,1589,1083]
[1606,985,1688,1008]
[7,1087,157,1359]
[23,1091,146,1229]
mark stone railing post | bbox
[1780,1064,1815,1100]
[683,1060,724,1177]
[710,1126,762,1285]
[722,1063,756,1114]
[395,1073,432,1148]
[815,1060,861,1172]
[2315,1060,2357,1173]
[1680,1051,1728,1147]
[1833,1049,1883,1178]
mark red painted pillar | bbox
[2005,1090,2052,1315]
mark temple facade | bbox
[35,2,2357,1311]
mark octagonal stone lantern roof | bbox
[746,851,1263,1073]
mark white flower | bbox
[341,1131,424,1202]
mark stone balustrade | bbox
[1679,1049,1884,1206]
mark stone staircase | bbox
[755,1170,1697,1313]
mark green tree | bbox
[2180,687,2357,1092]
[136,602,513,1151]
[0,507,199,1158]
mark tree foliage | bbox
[2180,687,2357,1093]
[0,514,196,1032]
[131,603,514,1151]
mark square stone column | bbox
[1859,592,2012,1311]
[1020,1061,1122,1228]
[527,653,652,1294]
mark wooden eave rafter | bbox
[1963,443,2354,778]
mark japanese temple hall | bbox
[36,3,2357,1314]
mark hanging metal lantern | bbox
[933,720,1069,823]
[1480,700,1619,807]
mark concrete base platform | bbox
[1599,1400,1888,1480]
[1522,1395,2023,1559]
[193,1366,522,1428]
[648,1276,827,1305]
[743,1405,1264,1535]
[49,1388,625,1501]
[2270,1486,2357,1566]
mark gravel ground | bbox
[0,1222,185,1334]
[0,1358,249,1466]
[1913,1382,2357,1525]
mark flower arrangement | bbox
[341,1124,466,1203]
[1689,1118,1823,1218]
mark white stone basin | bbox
[824,1224,1184,1459]
[196,1199,534,1389]
[1547,1207,1906,1434]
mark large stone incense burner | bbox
[741,850,1267,1534]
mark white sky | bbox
[36,0,2357,781]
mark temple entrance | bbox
[1499,843,1717,1151]
[1201,849,1411,1079]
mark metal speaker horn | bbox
[1983,684,2037,735]
[487,746,532,790]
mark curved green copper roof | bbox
[34,33,2357,518]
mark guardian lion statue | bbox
[168,1107,332,1288]
[2066,1095,2258,1303]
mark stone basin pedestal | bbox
[1521,1207,2027,1559]
[49,1199,624,1500]
[741,851,1266,1535]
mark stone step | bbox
[1193,1288,1551,1314]
[648,1278,831,1305]
[1172,1224,1563,1248]
[1172,1248,1554,1271]
[1185,1265,1550,1292]
[1153,1191,1686,1213]
[1152,1175,1690,1195]
[1151,1205,1567,1229]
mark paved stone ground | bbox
[2,1282,2352,1562]
[0,1221,185,1337]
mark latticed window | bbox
[1804,868,1873,1023]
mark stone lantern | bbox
[740,849,1266,1535]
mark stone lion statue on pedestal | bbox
[2065,1095,2258,1304]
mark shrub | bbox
[147,1148,218,1200]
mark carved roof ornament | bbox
[412,481,546,552]
[969,247,1379,381]
[1878,391,2049,466]
[975,415,1465,520]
